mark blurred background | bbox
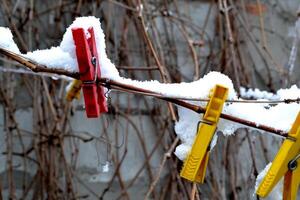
[0,0,299,199]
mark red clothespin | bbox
[71,27,108,118]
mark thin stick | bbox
[190,183,197,200]
[220,0,241,89]
[144,137,179,199]
[136,0,177,121]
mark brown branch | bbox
[0,47,80,78]
[102,79,288,137]
[144,137,179,199]
[219,0,241,90]
[0,46,289,138]
[136,1,177,121]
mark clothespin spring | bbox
[288,153,300,170]
[197,120,213,127]
[102,79,112,108]
[104,88,111,109]
[81,56,98,85]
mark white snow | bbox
[174,83,300,160]
[255,163,283,200]
[277,85,300,99]
[25,47,76,72]
[117,71,236,99]
[0,16,120,79]
[240,87,278,100]
[59,16,119,79]
[0,27,20,54]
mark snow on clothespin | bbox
[66,79,82,101]
[180,85,228,182]
[71,27,108,118]
[257,112,300,200]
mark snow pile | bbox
[240,87,278,100]
[255,163,283,200]
[173,72,235,160]
[277,85,300,99]
[174,83,300,160]
[0,27,20,54]
[59,17,119,79]
[119,71,236,99]
[0,16,120,79]
[25,47,77,72]
[223,91,299,134]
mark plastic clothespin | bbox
[180,84,228,183]
[71,27,108,118]
[256,112,300,200]
[65,80,82,101]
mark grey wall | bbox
[0,1,300,199]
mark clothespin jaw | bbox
[180,85,228,183]
[256,112,300,200]
[71,27,108,118]
[195,151,210,183]
[283,166,300,200]
[66,80,82,101]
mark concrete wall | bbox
[0,1,300,199]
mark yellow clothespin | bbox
[180,84,228,183]
[65,80,82,101]
[256,112,300,200]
